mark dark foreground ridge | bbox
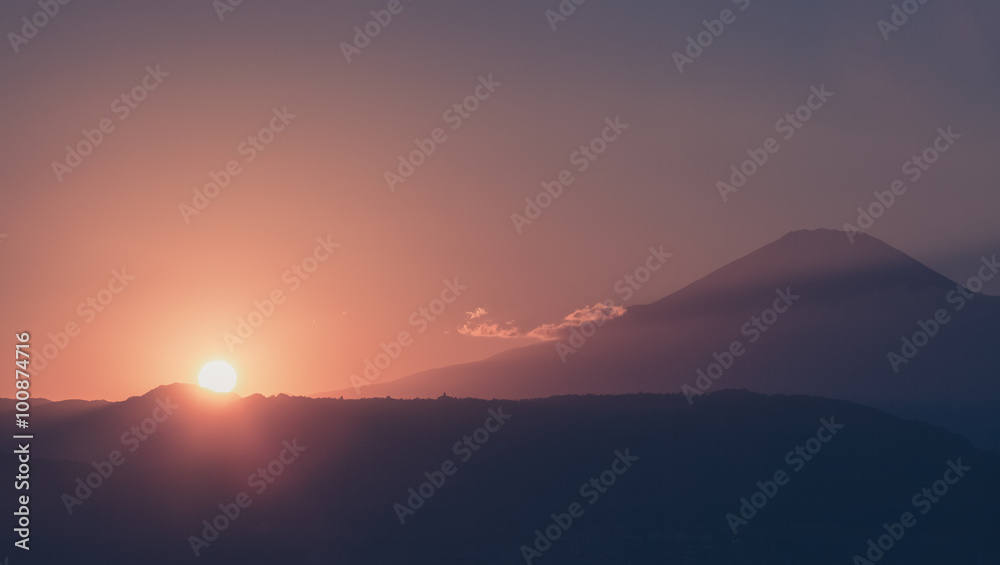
[8,384,999,564]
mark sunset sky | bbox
[2,0,998,400]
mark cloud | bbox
[457,303,626,341]
[458,308,522,338]
[457,320,523,338]
[525,302,627,340]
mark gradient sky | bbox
[1,0,998,400]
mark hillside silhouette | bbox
[9,384,999,564]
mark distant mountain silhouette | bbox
[8,384,999,564]
[324,229,1000,450]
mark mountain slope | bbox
[331,229,1000,450]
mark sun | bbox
[198,361,237,393]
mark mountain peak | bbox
[640,229,954,314]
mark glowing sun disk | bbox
[199,361,237,393]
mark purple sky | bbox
[1,0,998,400]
